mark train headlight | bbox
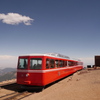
[26,73,30,77]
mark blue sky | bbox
[0,0,100,68]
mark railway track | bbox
[0,70,82,100]
[0,82,34,100]
[0,91,33,100]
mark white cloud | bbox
[0,55,18,68]
[0,13,34,25]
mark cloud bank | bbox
[0,55,94,69]
[0,13,34,25]
[0,55,18,68]
[79,57,94,67]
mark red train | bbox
[17,53,83,89]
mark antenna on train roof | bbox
[46,53,70,59]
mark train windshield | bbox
[30,58,42,69]
[18,58,28,69]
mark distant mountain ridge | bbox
[0,68,16,76]
[0,68,16,82]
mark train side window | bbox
[77,62,83,65]
[68,61,72,66]
[30,58,42,69]
[18,58,28,69]
[71,62,74,66]
[55,60,59,67]
[68,61,74,66]
[76,62,78,65]
[74,62,77,66]
[59,60,63,67]
[81,62,83,65]
[64,61,67,67]
[50,59,55,68]
[62,61,64,67]
[46,59,50,69]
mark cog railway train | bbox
[17,53,83,89]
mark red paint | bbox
[17,54,83,86]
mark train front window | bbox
[18,58,28,69]
[30,58,42,69]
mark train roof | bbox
[20,53,69,59]
[19,53,81,61]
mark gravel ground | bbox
[22,69,100,100]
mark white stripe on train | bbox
[17,66,81,73]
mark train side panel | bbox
[42,66,83,86]
[41,56,83,86]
